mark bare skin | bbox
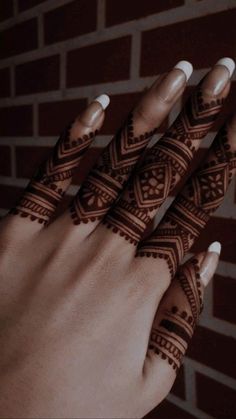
[0,59,235,418]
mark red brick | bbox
[0,185,24,209]
[170,364,185,400]
[196,373,236,418]
[213,274,236,324]
[0,68,10,98]
[0,0,13,22]
[191,217,236,265]
[0,19,38,59]
[106,0,184,26]
[0,146,11,176]
[15,146,52,179]
[18,0,46,11]
[0,105,33,136]
[67,36,131,87]
[15,55,60,95]
[145,399,196,419]
[44,0,97,45]
[187,326,236,379]
[141,10,236,76]
[39,98,87,136]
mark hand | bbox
[0,58,235,418]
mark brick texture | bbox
[106,0,185,26]
[15,55,60,95]
[44,0,97,45]
[39,98,87,136]
[0,68,10,98]
[0,2,236,418]
[67,36,131,87]
[196,373,236,418]
[213,274,236,324]
[141,10,236,76]
[0,0,13,22]
[0,105,33,136]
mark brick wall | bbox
[0,0,236,417]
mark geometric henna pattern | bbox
[148,258,204,372]
[7,120,98,225]
[138,121,236,278]
[69,110,157,224]
[103,84,226,245]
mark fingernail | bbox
[202,57,235,96]
[199,241,221,287]
[155,60,193,102]
[174,60,193,82]
[79,94,110,127]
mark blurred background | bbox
[0,0,236,417]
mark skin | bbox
[0,62,235,418]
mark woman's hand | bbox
[0,58,235,418]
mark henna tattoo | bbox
[8,121,98,225]
[103,86,225,244]
[148,258,203,372]
[69,111,157,224]
[138,122,236,277]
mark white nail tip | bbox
[174,60,193,81]
[93,94,110,110]
[208,241,221,255]
[216,57,235,78]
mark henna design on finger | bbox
[138,121,236,277]
[149,258,203,372]
[103,87,225,244]
[69,111,157,224]
[8,121,98,225]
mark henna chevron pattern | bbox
[69,111,157,224]
[8,121,98,225]
[138,121,236,277]
[148,258,203,372]
[103,86,225,244]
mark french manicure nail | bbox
[155,60,192,102]
[216,57,235,78]
[79,94,110,127]
[174,60,193,82]
[202,57,235,96]
[199,241,221,287]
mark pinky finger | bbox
[142,241,221,407]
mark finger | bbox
[6,95,110,229]
[64,61,193,232]
[142,243,220,406]
[103,58,234,245]
[137,110,236,278]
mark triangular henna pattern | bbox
[8,120,98,225]
[69,111,158,224]
[148,257,204,373]
[103,86,226,244]
[137,121,236,278]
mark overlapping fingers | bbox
[62,61,193,231]
[5,95,110,228]
[102,58,234,245]
[137,110,236,278]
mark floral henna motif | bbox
[148,258,203,372]
[138,121,236,277]
[69,111,158,224]
[8,121,98,225]
[103,86,226,243]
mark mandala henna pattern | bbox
[69,111,157,224]
[148,258,203,372]
[8,121,98,225]
[103,86,225,243]
[138,122,236,277]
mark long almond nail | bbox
[79,94,110,127]
[202,57,235,96]
[155,60,193,102]
[199,241,221,287]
